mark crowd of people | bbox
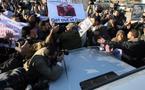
[0,0,145,90]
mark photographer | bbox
[0,46,64,90]
[0,24,59,73]
[23,46,63,89]
[0,24,62,89]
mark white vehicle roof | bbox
[49,47,135,90]
[95,66,145,90]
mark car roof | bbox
[49,47,135,90]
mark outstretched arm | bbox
[44,25,59,46]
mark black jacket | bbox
[107,40,145,67]
[60,30,82,50]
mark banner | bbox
[47,2,86,23]
[0,15,23,40]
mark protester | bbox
[113,10,126,26]
[107,18,119,38]
[98,30,145,67]
[0,23,59,73]
[0,46,63,90]
[111,30,127,43]
[0,24,62,90]
[23,46,63,89]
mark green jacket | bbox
[25,47,63,81]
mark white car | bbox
[49,47,136,90]
[95,66,145,90]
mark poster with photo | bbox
[57,4,76,16]
[131,4,145,20]
[47,2,86,23]
[78,17,93,37]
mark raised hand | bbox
[51,25,59,33]
[15,40,31,56]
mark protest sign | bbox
[78,17,93,37]
[78,17,93,46]
[47,2,86,23]
[0,15,23,40]
[131,4,145,20]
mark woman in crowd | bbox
[111,30,127,43]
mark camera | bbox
[16,38,34,47]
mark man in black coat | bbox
[98,30,145,67]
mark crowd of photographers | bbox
[0,0,145,90]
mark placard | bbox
[131,4,145,20]
[0,15,23,40]
[78,17,93,37]
[47,2,86,23]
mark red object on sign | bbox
[57,4,76,16]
